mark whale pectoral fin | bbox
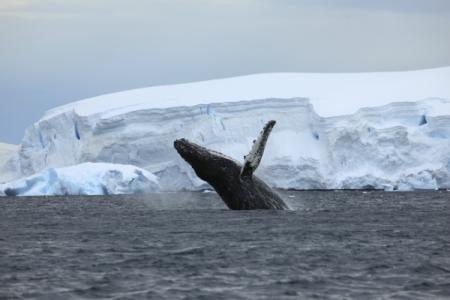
[240,120,276,178]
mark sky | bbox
[1,0,450,143]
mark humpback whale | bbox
[174,120,289,210]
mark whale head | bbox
[174,138,240,182]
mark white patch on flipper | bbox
[241,120,276,178]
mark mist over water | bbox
[1,190,450,299]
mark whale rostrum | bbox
[174,120,289,210]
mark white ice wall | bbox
[11,97,450,191]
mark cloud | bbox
[280,0,450,14]
[0,0,28,10]
[0,0,76,19]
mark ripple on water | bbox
[0,190,449,299]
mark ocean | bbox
[1,190,449,299]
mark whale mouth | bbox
[174,138,221,180]
[174,138,240,165]
[174,138,196,154]
[173,138,188,151]
[174,138,205,162]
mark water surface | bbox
[1,191,449,299]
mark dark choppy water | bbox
[1,190,450,299]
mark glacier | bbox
[0,163,159,196]
[1,67,450,195]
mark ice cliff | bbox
[1,67,450,195]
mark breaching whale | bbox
[174,120,289,210]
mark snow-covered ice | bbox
[43,67,450,120]
[1,67,450,195]
[0,162,159,196]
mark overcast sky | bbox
[1,0,450,143]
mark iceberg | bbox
[0,162,159,196]
[0,143,19,183]
[1,67,450,195]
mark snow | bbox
[1,67,450,195]
[0,162,159,196]
[43,67,450,120]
